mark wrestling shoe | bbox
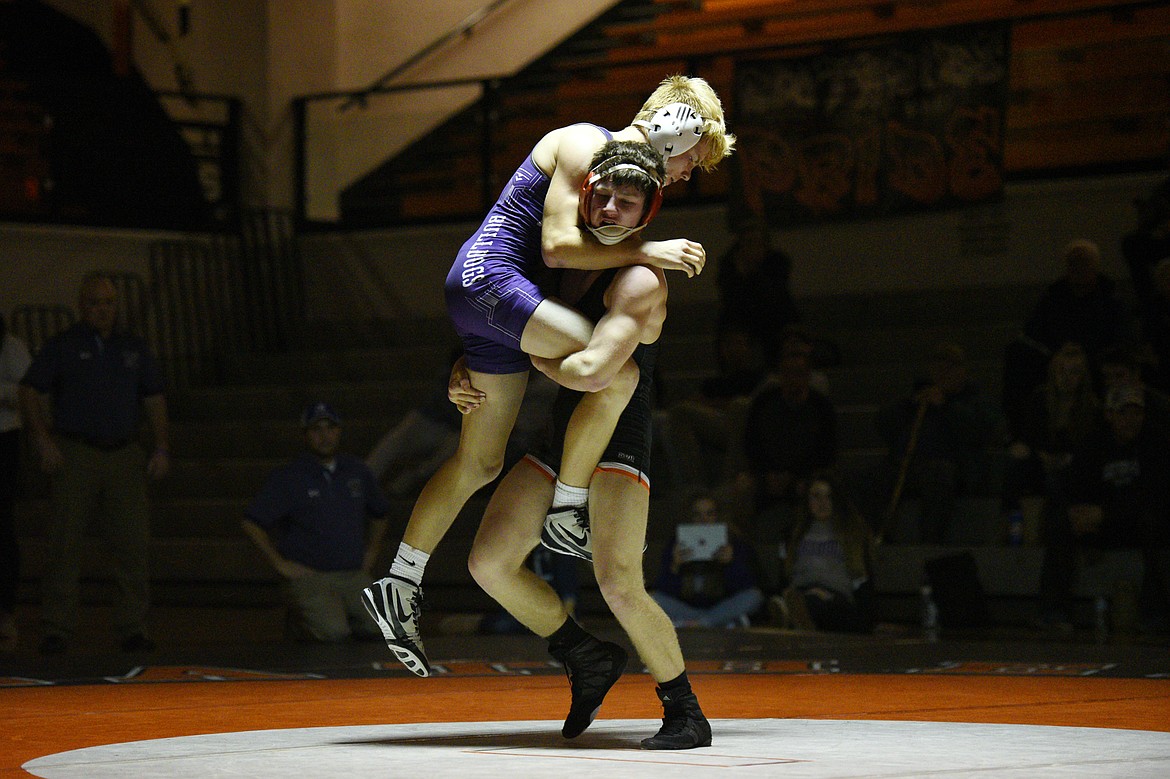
[361,575,431,677]
[640,688,712,750]
[554,637,627,738]
[541,505,593,562]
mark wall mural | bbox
[732,23,1010,227]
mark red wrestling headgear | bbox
[579,153,664,245]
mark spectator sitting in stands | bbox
[1122,176,1170,314]
[715,218,800,370]
[734,328,839,547]
[657,321,767,493]
[1136,257,1170,395]
[243,402,390,643]
[1002,239,1132,433]
[658,324,836,496]
[876,342,1002,544]
[1098,343,1170,443]
[704,320,772,404]
[773,472,876,634]
[365,347,463,497]
[1035,385,1170,635]
[1001,341,1100,541]
[0,314,32,651]
[649,491,763,629]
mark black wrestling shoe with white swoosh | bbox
[361,575,431,677]
[541,505,593,561]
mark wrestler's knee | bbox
[594,562,646,617]
[451,447,505,489]
[466,543,496,592]
[467,532,525,594]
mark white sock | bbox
[389,542,429,586]
[552,479,589,509]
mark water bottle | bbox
[1093,596,1109,644]
[920,584,940,642]
[1007,510,1024,546]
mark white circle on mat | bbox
[23,718,1170,778]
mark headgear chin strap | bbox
[579,160,663,245]
[588,222,641,246]
[634,102,704,158]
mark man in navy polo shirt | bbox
[19,271,170,656]
[243,402,390,642]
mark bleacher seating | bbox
[14,279,1110,633]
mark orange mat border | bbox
[3,674,1169,777]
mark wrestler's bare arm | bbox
[537,126,705,277]
[530,265,666,392]
[448,265,665,405]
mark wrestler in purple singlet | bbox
[444,125,613,375]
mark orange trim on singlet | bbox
[520,454,556,483]
[520,456,650,492]
[595,463,650,492]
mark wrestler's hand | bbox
[641,238,705,277]
[448,354,485,414]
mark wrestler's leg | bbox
[590,469,685,682]
[521,300,638,489]
[402,369,528,553]
[470,456,626,739]
[592,470,711,748]
[467,459,567,637]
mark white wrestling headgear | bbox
[634,102,704,158]
[579,158,664,245]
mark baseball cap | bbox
[1105,385,1145,411]
[301,401,341,427]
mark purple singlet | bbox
[444,126,613,374]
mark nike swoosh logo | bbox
[559,526,590,548]
[392,588,413,625]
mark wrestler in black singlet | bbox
[533,267,658,484]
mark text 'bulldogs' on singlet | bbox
[447,123,616,293]
[448,155,549,291]
[443,124,615,373]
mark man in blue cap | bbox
[243,401,391,642]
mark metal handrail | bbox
[339,0,518,111]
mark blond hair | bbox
[635,75,735,171]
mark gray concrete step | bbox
[665,358,1006,407]
[173,378,435,422]
[169,418,401,460]
[657,320,1020,372]
[13,282,1053,612]
[218,344,449,385]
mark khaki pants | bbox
[284,569,380,643]
[41,438,151,640]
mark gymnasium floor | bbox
[2,606,1168,778]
